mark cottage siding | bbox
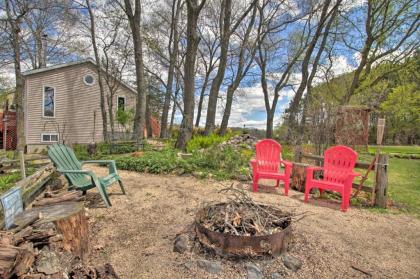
[24,62,136,149]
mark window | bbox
[118,96,125,111]
[83,74,95,85]
[41,133,59,143]
[43,86,55,118]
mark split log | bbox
[12,202,89,262]
[0,245,34,278]
[0,246,18,278]
[291,163,309,192]
[32,191,83,207]
[13,226,33,245]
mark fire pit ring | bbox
[195,202,292,257]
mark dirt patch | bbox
[85,166,420,278]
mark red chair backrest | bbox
[255,139,282,172]
[323,145,358,184]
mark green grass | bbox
[369,145,420,159]
[386,158,420,215]
[355,150,420,216]
[368,145,420,156]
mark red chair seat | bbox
[250,139,292,195]
[304,145,360,212]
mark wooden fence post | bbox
[294,146,302,163]
[374,154,388,208]
[19,151,26,179]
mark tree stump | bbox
[12,202,89,262]
[291,163,309,192]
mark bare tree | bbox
[194,19,220,127]
[204,0,257,135]
[256,0,309,138]
[119,0,147,141]
[3,0,29,152]
[85,0,108,142]
[219,3,258,135]
[175,0,206,150]
[160,0,183,138]
[287,0,342,142]
[341,0,419,103]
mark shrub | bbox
[115,145,253,180]
[186,132,236,153]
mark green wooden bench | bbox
[47,144,125,207]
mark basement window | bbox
[41,133,59,143]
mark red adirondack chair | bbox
[304,145,360,212]
[250,139,293,195]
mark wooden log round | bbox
[12,202,89,262]
[291,163,309,192]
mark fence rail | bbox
[0,154,50,177]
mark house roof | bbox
[22,59,137,95]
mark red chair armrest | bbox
[281,160,293,168]
[306,166,323,172]
[250,158,257,168]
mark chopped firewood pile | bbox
[197,186,293,236]
[0,189,120,279]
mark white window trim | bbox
[83,74,95,86]
[41,132,59,143]
[42,85,56,118]
[117,96,126,111]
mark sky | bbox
[0,0,378,129]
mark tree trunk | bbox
[266,111,274,138]
[124,0,146,142]
[12,202,89,262]
[86,0,108,143]
[204,0,232,135]
[195,74,209,127]
[5,0,25,153]
[161,0,181,138]
[219,86,234,135]
[219,4,258,135]
[286,0,334,141]
[146,94,152,137]
[169,77,180,134]
[176,0,206,150]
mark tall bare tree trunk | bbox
[160,0,182,138]
[86,0,108,142]
[204,0,256,135]
[5,0,26,152]
[124,0,146,141]
[169,75,180,135]
[204,0,232,135]
[219,4,257,135]
[175,0,206,150]
[195,74,209,127]
[286,0,334,141]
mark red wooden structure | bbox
[304,145,360,212]
[0,110,17,150]
[250,139,293,195]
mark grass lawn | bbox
[368,145,420,155]
[387,158,420,215]
[357,147,420,216]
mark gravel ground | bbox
[85,166,420,279]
